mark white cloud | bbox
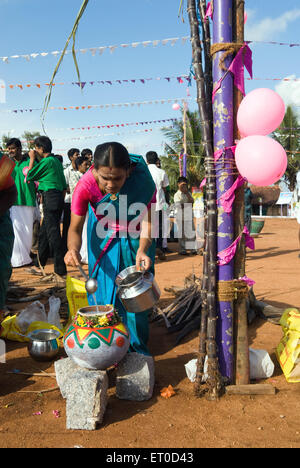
[275,75,300,110]
[245,9,300,41]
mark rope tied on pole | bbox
[217,279,249,302]
[210,42,244,70]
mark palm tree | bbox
[160,108,205,196]
[1,133,12,150]
[21,131,41,151]
[273,105,300,191]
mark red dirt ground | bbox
[0,218,299,448]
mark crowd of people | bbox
[0,138,202,354]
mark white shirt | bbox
[147,164,169,211]
[64,164,75,203]
[296,171,300,198]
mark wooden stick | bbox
[232,0,250,387]
[6,371,56,378]
[225,384,276,395]
[17,386,59,394]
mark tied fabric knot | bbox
[219,174,246,214]
[212,43,253,102]
[217,226,255,266]
[214,145,236,163]
[239,275,256,287]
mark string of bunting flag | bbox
[0,74,191,90]
[1,118,178,134]
[0,36,191,63]
[2,75,300,91]
[24,126,165,143]
[0,36,299,64]
[56,117,178,131]
[1,96,194,114]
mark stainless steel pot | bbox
[27,329,61,362]
[116,266,160,313]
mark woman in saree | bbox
[0,153,17,320]
[64,142,157,356]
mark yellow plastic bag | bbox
[0,315,27,342]
[65,276,88,327]
[276,308,300,383]
[0,316,63,342]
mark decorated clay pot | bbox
[63,305,130,370]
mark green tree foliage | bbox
[21,131,41,151]
[1,133,12,150]
[273,105,300,191]
[1,131,41,152]
[160,108,205,198]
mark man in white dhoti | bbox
[174,176,197,255]
[7,138,37,267]
[295,170,300,258]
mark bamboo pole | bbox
[198,0,213,128]
[212,0,235,383]
[187,0,223,399]
[183,102,187,177]
[232,0,250,385]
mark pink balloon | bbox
[237,88,285,136]
[172,103,180,111]
[235,135,287,186]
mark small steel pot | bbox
[116,266,160,313]
[27,329,61,362]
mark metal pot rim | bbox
[27,329,61,342]
[78,305,114,316]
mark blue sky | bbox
[0,0,299,160]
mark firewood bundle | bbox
[150,274,202,345]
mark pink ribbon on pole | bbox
[212,43,253,102]
[217,226,255,266]
[214,145,236,163]
[199,177,206,189]
[219,174,246,214]
[204,2,213,22]
[239,275,256,287]
[228,44,253,96]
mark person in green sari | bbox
[0,153,17,320]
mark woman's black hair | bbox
[75,155,88,170]
[94,142,131,170]
[34,136,52,154]
[54,154,63,164]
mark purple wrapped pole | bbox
[212,0,235,381]
[182,154,187,177]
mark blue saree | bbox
[0,154,15,309]
[86,154,156,355]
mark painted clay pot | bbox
[63,305,130,370]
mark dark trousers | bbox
[156,210,164,251]
[38,190,66,276]
[62,202,71,256]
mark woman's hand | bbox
[64,249,82,267]
[136,249,152,272]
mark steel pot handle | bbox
[140,260,146,273]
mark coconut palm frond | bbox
[41,0,90,128]
[273,105,300,190]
